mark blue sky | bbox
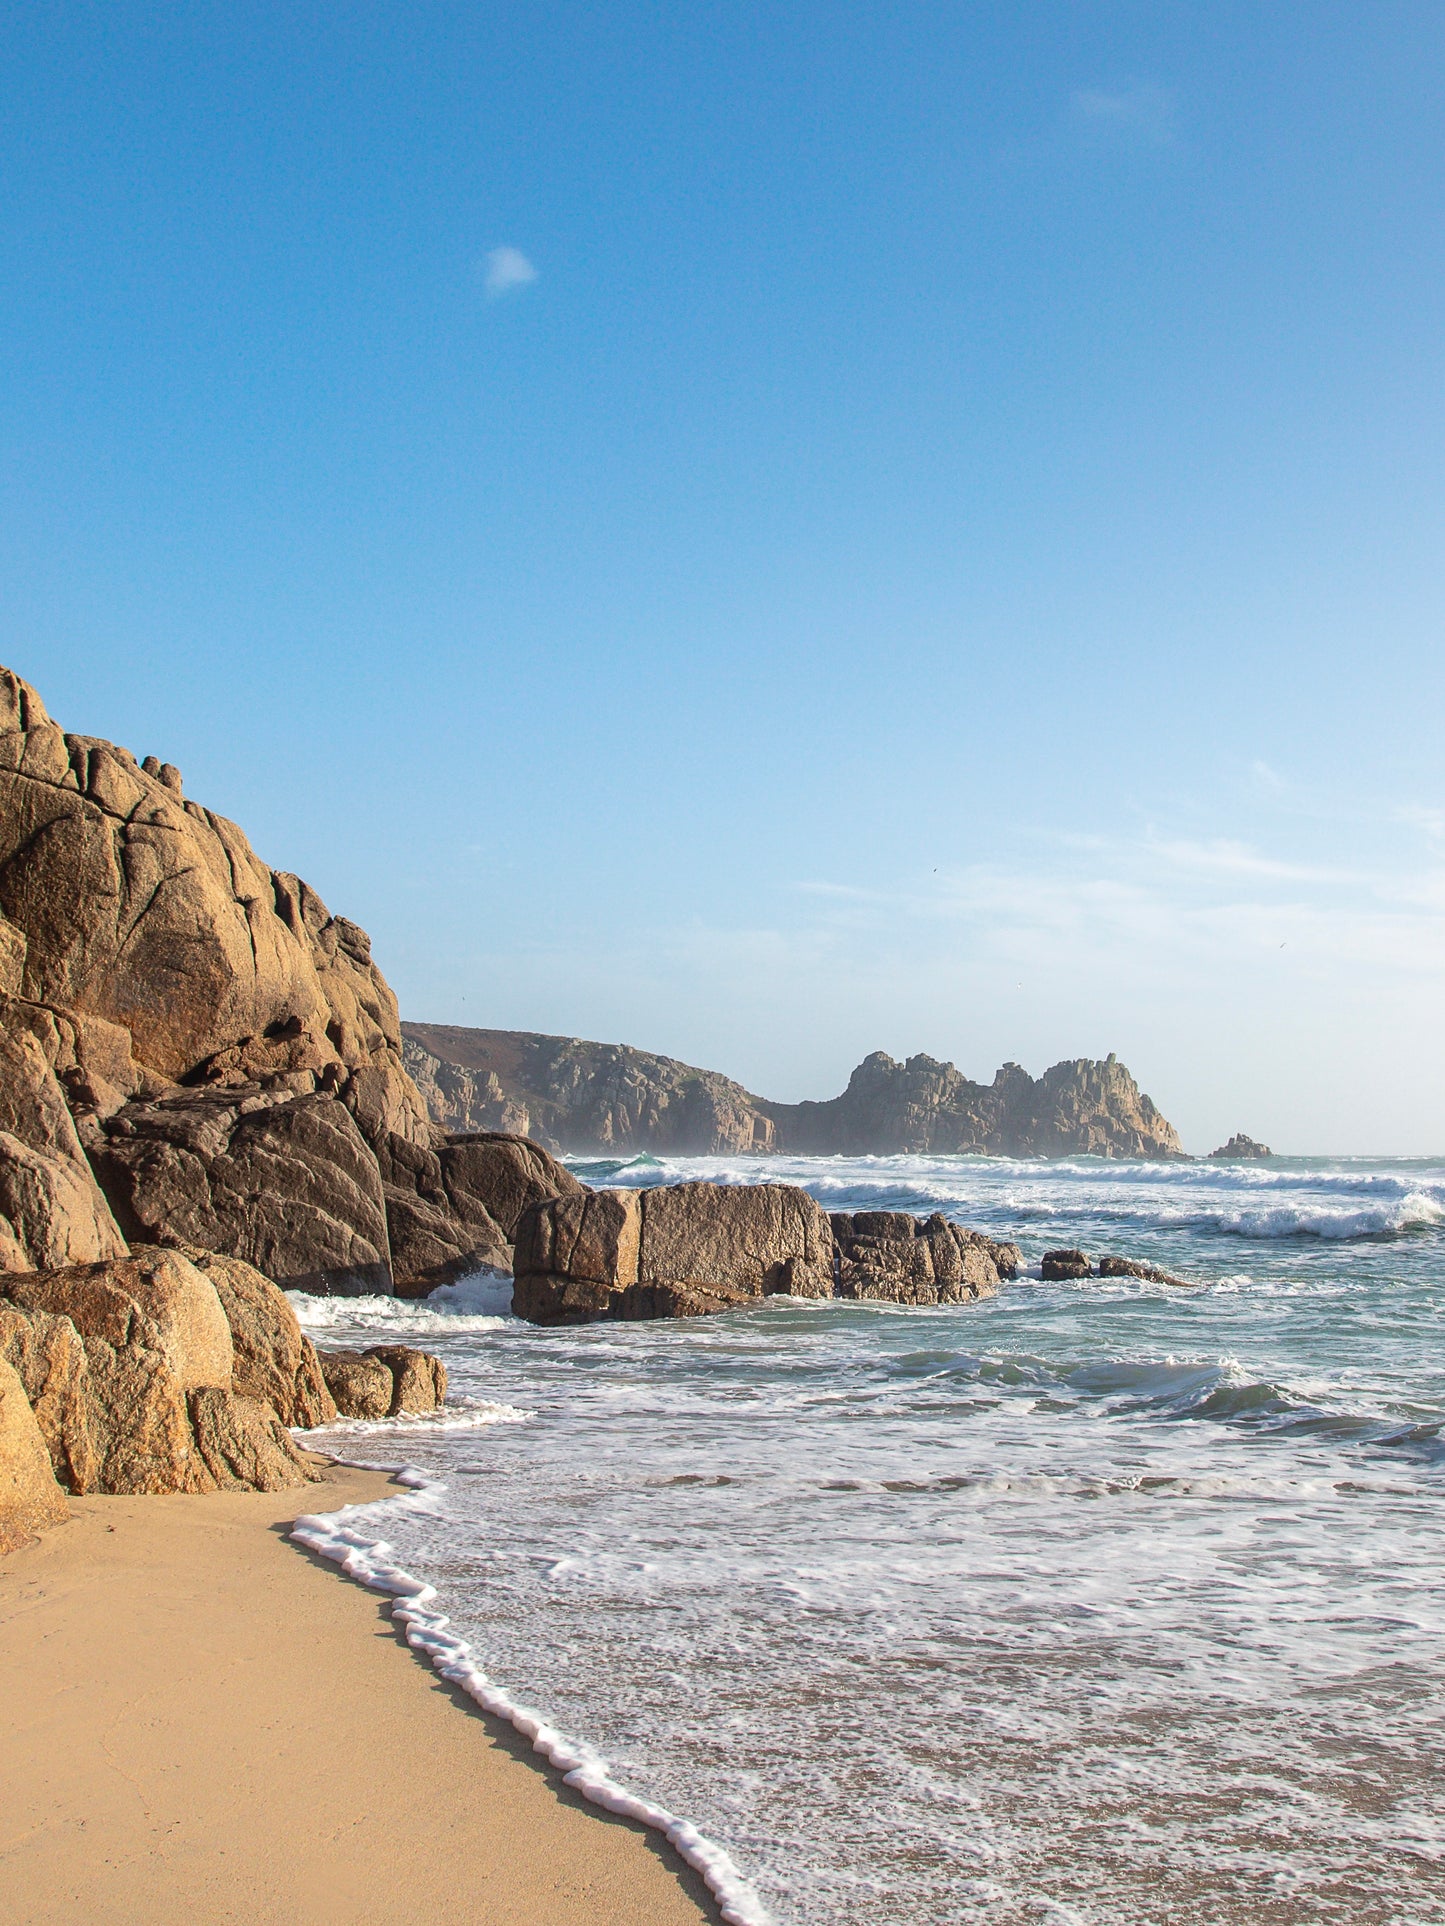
[3,3,1443,1152]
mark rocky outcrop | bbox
[379,1132,580,1298]
[773,1051,1183,1159]
[4,1246,234,1391]
[0,1354,68,1552]
[318,1345,447,1419]
[0,1006,128,1270]
[0,1249,322,1494]
[0,663,587,1297]
[403,1025,1184,1161]
[514,1181,836,1324]
[1208,1134,1272,1160]
[0,1303,97,1490]
[185,1386,317,1491]
[830,1211,1011,1304]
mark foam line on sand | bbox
[292,1462,770,1926]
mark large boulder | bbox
[0,1354,68,1552]
[439,1133,584,1242]
[371,1130,512,1298]
[513,1180,834,1325]
[179,1247,335,1426]
[317,1350,393,1419]
[831,1211,1001,1305]
[318,1344,447,1418]
[0,1248,314,1495]
[89,1087,392,1295]
[3,1246,233,1391]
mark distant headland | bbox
[403,1023,1186,1160]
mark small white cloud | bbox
[483,245,537,298]
[1071,82,1176,146]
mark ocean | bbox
[289,1152,1445,1926]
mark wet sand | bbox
[0,1463,717,1925]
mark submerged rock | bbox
[1040,1248,1093,1280]
[1096,1255,1192,1288]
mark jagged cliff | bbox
[401,1025,1184,1160]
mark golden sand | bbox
[0,1464,716,1924]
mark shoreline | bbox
[0,1459,720,1925]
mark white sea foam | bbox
[288,1275,514,1335]
[296,1395,533,1436]
[291,1471,771,1926]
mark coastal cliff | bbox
[0,664,578,1300]
[403,1025,1184,1160]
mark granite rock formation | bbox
[180,1248,336,1428]
[513,1181,834,1324]
[0,1247,319,1494]
[775,1052,1183,1159]
[0,665,577,1293]
[1208,1134,1272,1160]
[830,1211,1014,1304]
[403,1024,1184,1161]
[318,1344,448,1418]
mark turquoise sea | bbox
[293,1152,1445,1925]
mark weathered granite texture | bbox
[0,1248,316,1494]
[318,1344,447,1418]
[403,1024,1184,1161]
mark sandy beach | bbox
[0,1462,718,1926]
